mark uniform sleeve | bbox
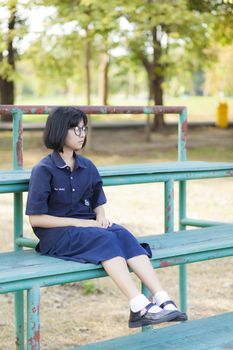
[25,165,52,215]
[91,164,107,209]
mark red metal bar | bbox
[0,105,185,115]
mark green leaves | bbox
[1,0,233,103]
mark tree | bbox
[188,0,233,45]
[32,0,119,105]
[204,44,233,96]
[98,53,110,104]
[118,0,233,129]
[0,0,28,120]
[0,1,17,119]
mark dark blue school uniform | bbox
[26,151,151,264]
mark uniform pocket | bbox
[81,188,94,210]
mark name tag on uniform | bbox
[54,187,65,191]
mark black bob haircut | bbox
[44,107,88,152]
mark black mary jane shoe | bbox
[128,303,179,328]
[159,300,188,322]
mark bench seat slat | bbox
[144,224,233,257]
[0,225,232,288]
[70,312,233,350]
[98,161,233,176]
[1,161,233,185]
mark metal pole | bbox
[12,109,23,169]
[0,105,185,115]
[27,286,40,350]
[15,291,24,350]
[178,108,188,314]
[14,192,24,350]
[178,108,187,162]
[141,284,152,332]
[13,108,25,349]
[164,180,174,233]
[179,181,187,313]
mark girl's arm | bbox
[94,205,112,228]
[29,214,102,228]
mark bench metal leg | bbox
[164,180,174,233]
[179,264,187,312]
[27,286,40,350]
[165,179,188,313]
[14,192,25,349]
[141,283,152,332]
[179,180,187,313]
[15,290,25,350]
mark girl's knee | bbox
[112,227,137,243]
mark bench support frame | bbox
[1,105,232,349]
[27,286,40,350]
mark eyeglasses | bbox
[73,125,88,137]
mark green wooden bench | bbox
[70,312,233,350]
[1,224,233,349]
[1,105,233,350]
[1,225,233,293]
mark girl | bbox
[26,106,187,328]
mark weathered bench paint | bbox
[1,104,233,350]
[1,161,233,193]
[69,312,233,350]
[1,225,233,294]
[1,224,233,349]
[1,162,233,350]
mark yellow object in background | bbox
[216,102,228,128]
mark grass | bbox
[187,147,233,162]
[0,127,232,170]
[165,95,233,122]
[14,95,233,124]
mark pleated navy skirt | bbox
[36,223,152,265]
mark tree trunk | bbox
[0,4,16,121]
[84,34,93,150]
[151,75,164,130]
[140,26,166,130]
[142,61,165,130]
[98,53,109,105]
[84,37,91,105]
[0,80,14,106]
[151,26,165,130]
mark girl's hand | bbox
[96,216,112,228]
[76,219,102,228]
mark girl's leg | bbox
[101,256,141,300]
[101,256,169,312]
[127,254,187,320]
[102,256,178,328]
[127,254,163,295]
[102,256,173,312]
[107,226,169,296]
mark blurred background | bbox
[0,0,233,128]
[1,3,233,349]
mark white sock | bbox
[130,294,162,313]
[154,290,177,311]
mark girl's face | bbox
[64,119,87,152]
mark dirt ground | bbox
[0,125,233,350]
